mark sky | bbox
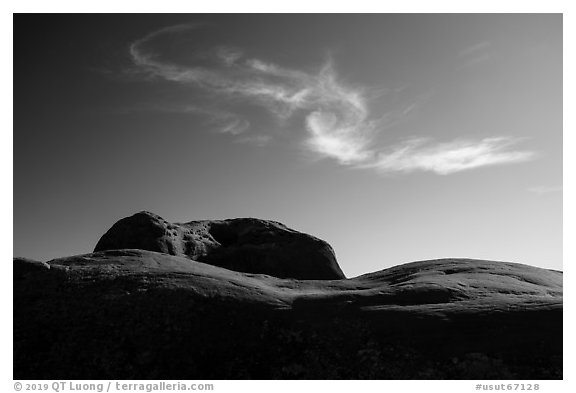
[13,14,562,277]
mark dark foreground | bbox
[14,250,562,379]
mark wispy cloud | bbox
[528,185,563,194]
[118,102,251,136]
[364,137,535,175]
[458,41,494,69]
[128,25,535,175]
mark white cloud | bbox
[216,46,243,66]
[218,117,250,136]
[121,103,251,136]
[128,25,535,175]
[305,111,374,164]
[364,137,535,175]
[458,41,494,69]
[528,185,563,194]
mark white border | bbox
[4,2,573,391]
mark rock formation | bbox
[14,248,562,379]
[94,211,345,280]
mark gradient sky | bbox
[14,14,562,277]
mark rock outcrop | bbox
[13,257,50,280]
[94,211,345,280]
[14,250,562,379]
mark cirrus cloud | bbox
[364,137,535,175]
[127,24,535,175]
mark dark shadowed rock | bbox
[94,211,345,280]
[13,257,50,280]
[14,251,562,379]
